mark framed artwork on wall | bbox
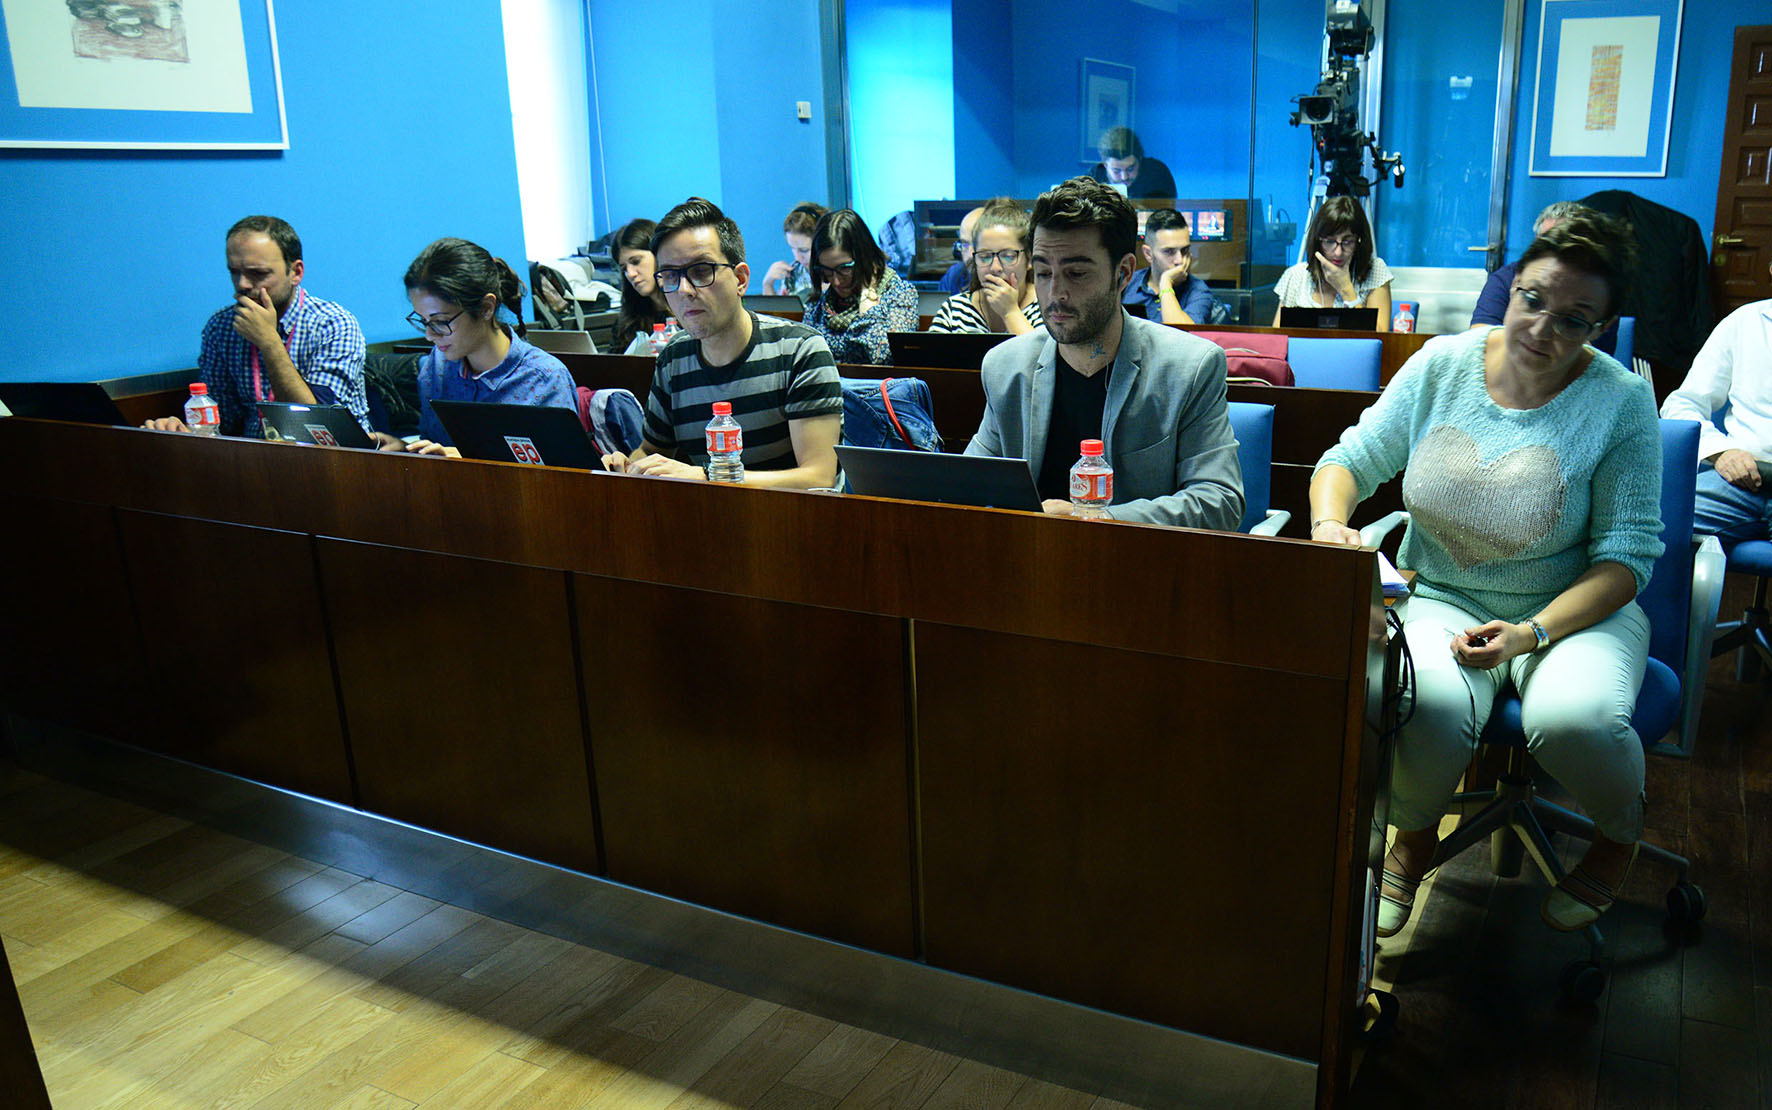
[1527,0,1682,177]
[0,0,287,150]
[1079,58,1134,165]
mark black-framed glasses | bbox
[654,261,736,293]
[406,308,464,336]
[974,249,1024,268]
[1511,286,1600,341]
[1318,236,1359,252]
[811,260,858,281]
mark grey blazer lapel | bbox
[1102,311,1142,452]
[1026,333,1059,475]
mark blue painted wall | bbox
[0,2,528,382]
[848,0,955,228]
[1505,0,1754,256]
[951,0,1014,200]
[587,0,829,289]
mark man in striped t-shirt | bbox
[602,198,843,489]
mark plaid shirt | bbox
[197,289,369,437]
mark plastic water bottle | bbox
[1393,302,1416,333]
[705,401,744,483]
[649,322,670,355]
[183,382,220,436]
[1070,439,1113,519]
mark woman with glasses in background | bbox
[387,237,577,456]
[802,208,919,364]
[611,217,676,354]
[1272,195,1394,331]
[926,198,1043,336]
[1308,211,1660,940]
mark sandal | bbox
[1377,858,1425,938]
[1541,844,1638,932]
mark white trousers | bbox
[1389,594,1649,843]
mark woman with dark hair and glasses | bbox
[760,201,828,305]
[1309,211,1661,939]
[1272,195,1395,331]
[612,218,676,354]
[388,237,577,456]
[802,208,919,364]
[927,197,1042,335]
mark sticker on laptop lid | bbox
[504,435,545,465]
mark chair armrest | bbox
[1249,509,1290,537]
[1359,510,1410,548]
[1669,535,1726,758]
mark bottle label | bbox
[503,435,545,465]
[186,402,218,429]
[1070,470,1112,502]
[707,426,742,454]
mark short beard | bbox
[1043,289,1116,346]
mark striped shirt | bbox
[197,289,368,437]
[926,292,1044,334]
[642,312,842,470]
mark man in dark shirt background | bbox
[1086,127,1177,200]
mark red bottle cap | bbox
[1080,439,1104,456]
[711,402,732,416]
[188,383,208,395]
[653,323,666,333]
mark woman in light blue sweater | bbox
[1309,211,1660,938]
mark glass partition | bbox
[844,0,1508,322]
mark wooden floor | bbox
[5,576,1771,1108]
[0,765,1132,1109]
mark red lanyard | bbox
[250,288,305,402]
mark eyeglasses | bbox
[974,249,1023,268]
[811,260,858,281]
[407,309,464,336]
[1318,236,1359,253]
[1511,286,1600,341]
[654,261,736,293]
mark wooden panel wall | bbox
[115,511,355,803]
[580,577,915,956]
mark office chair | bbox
[1711,541,1772,681]
[1226,402,1287,535]
[1288,337,1383,391]
[1613,316,1636,369]
[1361,419,1720,999]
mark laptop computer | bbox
[886,330,1013,371]
[524,329,599,355]
[1278,306,1380,331]
[0,381,128,425]
[255,402,375,448]
[742,294,805,315]
[427,400,601,470]
[835,445,1042,511]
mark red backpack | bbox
[1192,331,1294,387]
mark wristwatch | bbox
[1526,618,1550,652]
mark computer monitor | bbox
[426,400,602,470]
[255,402,375,448]
[1279,306,1380,331]
[836,445,1042,511]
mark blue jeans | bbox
[1694,467,1772,545]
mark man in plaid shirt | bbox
[146,216,368,437]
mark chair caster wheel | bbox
[1559,959,1606,1002]
[1666,882,1706,924]
[1358,989,1399,1040]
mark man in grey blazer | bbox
[964,176,1244,529]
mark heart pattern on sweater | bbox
[1403,425,1567,569]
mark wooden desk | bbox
[0,416,1387,1104]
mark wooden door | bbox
[1713,25,1772,316]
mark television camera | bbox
[1290,0,1404,197]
